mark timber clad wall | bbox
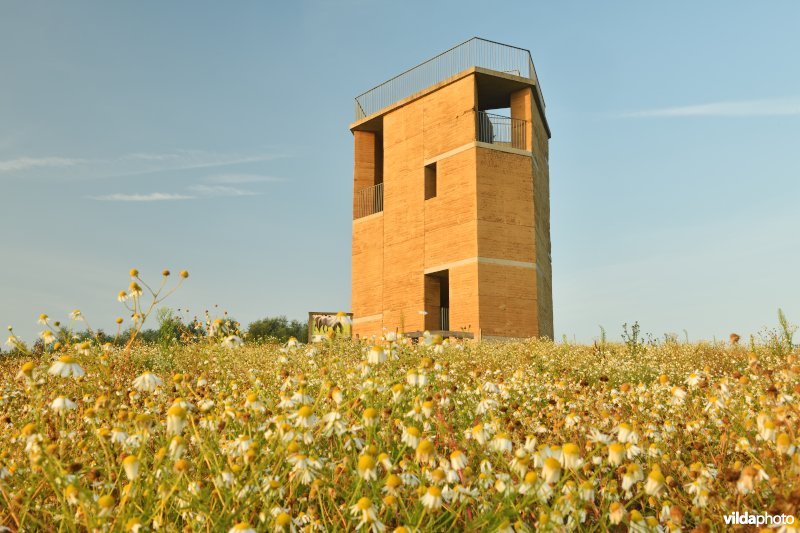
[351,64,552,340]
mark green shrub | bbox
[247,315,307,343]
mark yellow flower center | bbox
[167,405,186,418]
[358,455,376,471]
[386,474,401,488]
[563,443,580,456]
[98,495,115,508]
[356,497,372,511]
[417,439,434,455]
[544,457,560,470]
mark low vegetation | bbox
[1,272,797,531]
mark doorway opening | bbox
[424,270,450,330]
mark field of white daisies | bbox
[1,272,799,532]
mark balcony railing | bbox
[476,111,527,150]
[440,307,450,331]
[355,37,544,120]
[354,182,383,219]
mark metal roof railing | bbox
[354,37,544,121]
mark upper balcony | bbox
[354,37,545,122]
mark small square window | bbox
[424,162,437,200]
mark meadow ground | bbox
[1,333,798,532]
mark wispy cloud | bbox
[206,173,284,184]
[90,192,196,202]
[0,149,288,179]
[188,185,259,197]
[90,183,262,202]
[0,156,86,172]
[621,98,800,118]
[116,150,285,176]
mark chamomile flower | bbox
[644,468,665,497]
[420,486,443,511]
[450,450,468,470]
[736,465,759,494]
[758,418,777,442]
[367,346,386,364]
[169,435,186,459]
[362,407,379,427]
[382,474,403,496]
[48,355,85,378]
[357,454,378,481]
[561,443,582,469]
[75,341,91,356]
[293,405,318,429]
[401,426,421,448]
[467,423,490,445]
[166,405,188,435]
[289,454,321,485]
[244,392,265,413]
[132,372,163,392]
[776,433,796,456]
[686,372,702,387]
[542,457,561,485]
[616,422,638,444]
[490,432,513,454]
[222,335,244,349]
[608,502,626,524]
[51,396,77,414]
[621,463,644,493]
[16,361,36,382]
[110,427,128,445]
[670,386,686,404]
[229,523,256,533]
[122,455,140,480]
[377,453,392,471]
[578,480,595,501]
[415,439,435,463]
[587,428,611,445]
[349,497,384,531]
[97,494,115,517]
[40,329,55,345]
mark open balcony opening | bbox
[353,131,384,219]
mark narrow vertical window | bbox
[424,162,437,200]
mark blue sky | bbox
[2,1,799,344]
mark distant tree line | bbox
[247,316,308,343]
[1,309,308,357]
